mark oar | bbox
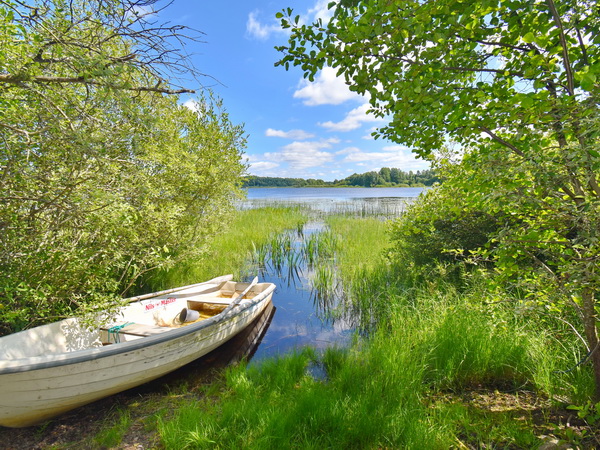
[124,275,233,303]
[220,276,259,316]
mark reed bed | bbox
[238,197,416,220]
[144,207,307,290]
[106,209,594,448]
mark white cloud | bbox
[247,1,337,41]
[294,67,361,106]
[182,99,203,114]
[265,128,315,140]
[362,127,378,140]
[319,103,384,132]
[248,161,280,175]
[308,0,337,23]
[341,145,430,171]
[246,11,284,40]
[264,139,337,169]
[335,146,360,155]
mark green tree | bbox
[0,0,246,333]
[276,0,600,397]
[379,167,391,183]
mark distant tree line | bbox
[245,168,439,188]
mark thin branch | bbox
[0,74,194,94]
[478,126,527,158]
[575,26,590,67]
[553,315,589,350]
[545,0,575,96]
[0,122,38,143]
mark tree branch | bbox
[0,74,195,94]
[478,126,527,158]
[545,0,575,96]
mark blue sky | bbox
[160,0,431,182]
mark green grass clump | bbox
[152,214,592,448]
[92,408,132,448]
[158,348,444,449]
[146,207,306,289]
[325,215,389,274]
[156,278,566,448]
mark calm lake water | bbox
[246,186,424,200]
[240,187,424,217]
[240,187,425,363]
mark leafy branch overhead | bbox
[0,0,206,97]
[276,0,600,399]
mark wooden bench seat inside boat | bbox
[186,301,228,314]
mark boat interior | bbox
[0,281,270,359]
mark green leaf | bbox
[522,32,536,43]
[588,149,600,158]
[580,73,596,92]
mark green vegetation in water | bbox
[155,281,578,449]
[144,207,307,290]
[12,208,595,448]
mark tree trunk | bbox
[582,288,600,400]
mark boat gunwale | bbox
[0,283,275,375]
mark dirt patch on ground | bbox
[429,389,600,449]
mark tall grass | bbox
[308,216,398,330]
[144,207,306,289]
[156,282,569,448]
[155,214,586,448]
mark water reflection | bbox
[247,222,354,362]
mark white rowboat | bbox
[0,275,275,428]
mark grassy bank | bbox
[6,211,597,448]
[154,215,597,448]
[157,294,563,448]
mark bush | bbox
[389,183,501,269]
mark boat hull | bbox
[0,280,274,427]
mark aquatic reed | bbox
[144,207,307,290]
[118,209,596,448]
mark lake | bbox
[240,187,425,217]
[239,187,425,362]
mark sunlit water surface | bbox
[242,187,425,363]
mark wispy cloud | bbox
[319,103,384,132]
[308,0,337,23]
[248,161,280,175]
[341,145,430,171]
[247,1,337,41]
[246,10,285,40]
[265,128,315,140]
